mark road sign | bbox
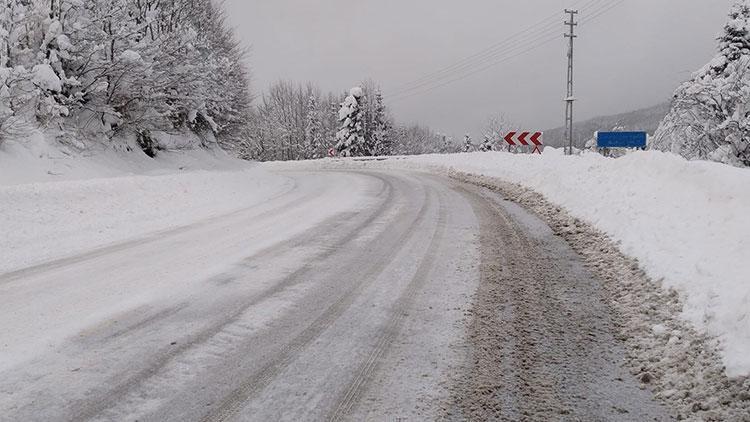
[503,131,544,154]
[596,132,647,149]
[328,148,336,157]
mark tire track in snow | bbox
[0,176,304,284]
[68,173,397,422]
[200,178,436,422]
[327,186,448,421]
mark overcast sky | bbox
[223,0,734,137]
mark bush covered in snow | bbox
[653,0,750,166]
[0,0,251,154]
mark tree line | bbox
[1,1,458,160]
[244,79,458,161]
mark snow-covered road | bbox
[0,168,672,421]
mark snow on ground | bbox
[1,138,289,273]
[0,133,252,186]
[4,135,748,378]
[269,149,750,377]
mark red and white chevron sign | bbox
[503,131,544,154]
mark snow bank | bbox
[1,139,289,273]
[0,134,248,186]
[297,150,750,377]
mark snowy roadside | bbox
[1,140,290,273]
[0,135,254,186]
[453,172,749,421]
[265,150,750,380]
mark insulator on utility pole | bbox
[564,9,578,156]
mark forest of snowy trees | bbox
[4,1,750,166]
[0,0,250,155]
[653,0,750,167]
[244,80,457,161]
[0,0,453,160]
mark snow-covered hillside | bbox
[276,150,750,377]
[544,102,670,148]
[0,138,289,273]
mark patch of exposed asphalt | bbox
[451,171,750,422]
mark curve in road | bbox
[0,169,670,421]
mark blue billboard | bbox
[596,131,648,149]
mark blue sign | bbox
[596,131,647,148]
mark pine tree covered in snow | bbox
[356,81,392,156]
[370,90,392,156]
[653,0,750,166]
[480,136,494,152]
[305,95,325,158]
[335,87,366,157]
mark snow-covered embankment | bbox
[0,141,290,273]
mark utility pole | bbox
[564,9,578,156]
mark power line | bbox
[579,0,624,25]
[388,25,563,100]
[385,0,623,103]
[385,0,608,98]
[389,30,564,103]
[386,0,596,94]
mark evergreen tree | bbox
[370,90,392,156]
[653,0,750,166]
[358,79,377,155]
[480,135,493,152]
[305,95,324,158]
[720,1,750,63]
[464,134,473,152]
[335,87,366,157]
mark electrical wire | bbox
[385,0,607,98]
[386,0,595,94]
[385,0,624,103]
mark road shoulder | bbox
[452,172,750,421]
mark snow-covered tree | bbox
[653,0,750,166]
[246,81,334,161]
[0,1,23,142]
[483,113,518,152]
[305,95,325,158]
[369,90,392,156]
[243,79,445,161]
[483,114,515,141]
[335,87,366,157]
[0,0,25,68]
[480,135,494,152]
[389,124,445,155]
[464,134,473,152]
[0,0,253,152]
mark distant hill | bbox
[544,102,671,148]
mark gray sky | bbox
[223,0,734,137]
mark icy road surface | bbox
[0,170,670,421]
